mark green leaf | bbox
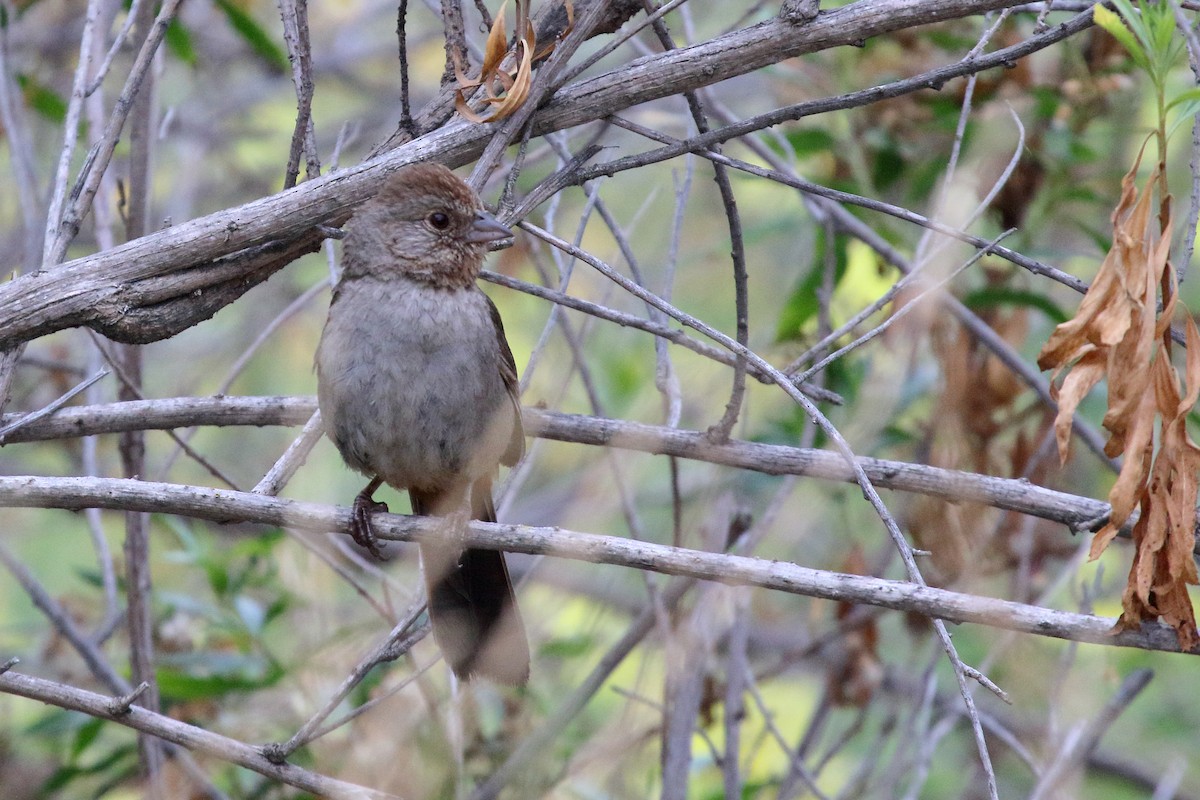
[774,232,847,342]
[39,744,137,794]
[15,74,67,122]
[157,658,285,701]
[1166,87,1200,113]
[165,19,198,66]
[871,143,906,189]
[1109,0,1150,49]
[1150,0,1176,61]
[1029,86,1062,123]
[1167,96,1200,139]
[539,633,596,658]
[68,717,105,760]
[213,0,288,73]
[962,286,1069,323]
[785,127,836,157]
[1093,3,1150,72]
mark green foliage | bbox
[40,741,138,798]
[1094,0,1197,165]
[166,19,199,67]
[1092,0,1180,91]
[213,0,289,73]
[155,523,291,703]
[538,631,597,659]
[962,286,1069,323]
[16,74,66,122]
[783,127,836,157]
[775,230,848,342]
[26,711,138,798]
[157,657,286,702]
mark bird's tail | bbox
[413,483,530,685]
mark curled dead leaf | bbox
[454,0,573,124]
[1037,150,1199,650]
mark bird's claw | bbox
[352,492,389,560]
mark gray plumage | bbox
[316,163,529,685]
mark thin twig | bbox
[87,333,242,490]
[600,114,1085,295]
[522,221,1000,792]
[0,0,41,271]
[470,579,697,800]
[793,232,1015,387]
[439,0,470,88]
[397,0,416,136]
[40,0,107,267]
[155,276,330,480]
[640,14,748,443]
[279,0,321,188]
[264,609,430,760]
[1028,669,1155,800]
[47,0,186,264]
[0,369,108,443]
[1170,0,1200,284]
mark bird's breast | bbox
[316,278,515,491]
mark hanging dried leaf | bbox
[1112,315,1200,648]
[905,290,1034,582]
[827,546,882,707]
[1036,151,1199,650]
[1038,154,1161,462]
[453,0,572,123]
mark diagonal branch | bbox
[0,0,1049,350]
[0,668,397,800]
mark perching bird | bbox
[316,163,529,685]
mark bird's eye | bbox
[427,211,451,230]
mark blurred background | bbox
[1,0,1199,796]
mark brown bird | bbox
[316,163,529,685]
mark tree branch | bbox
[0,475,1190,655]
[0,0,1041,349]
[0,668,397,800]
[0,395,1112,529]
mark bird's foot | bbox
[352,489,389,560]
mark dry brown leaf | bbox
[906,301,1035,581]
[1037,152,1200,650]
[1111,315,1200,648]
[483,1,510,77]
[828,546,882,707]
[1039,158,1161,463]
[453,0,571,124]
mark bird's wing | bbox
[486,293,526,466]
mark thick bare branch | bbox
[0,0,1037,349]
[0,475,1190,655]
[0,395,1111,528]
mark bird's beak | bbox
[465,210,513,244]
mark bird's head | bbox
[343,163,511,288]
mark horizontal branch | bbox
[0,395,1110,528]
[0,0,1035,348]
[0,475,1189,655]
[0,668,394,800]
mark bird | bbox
[316,162,530,685]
